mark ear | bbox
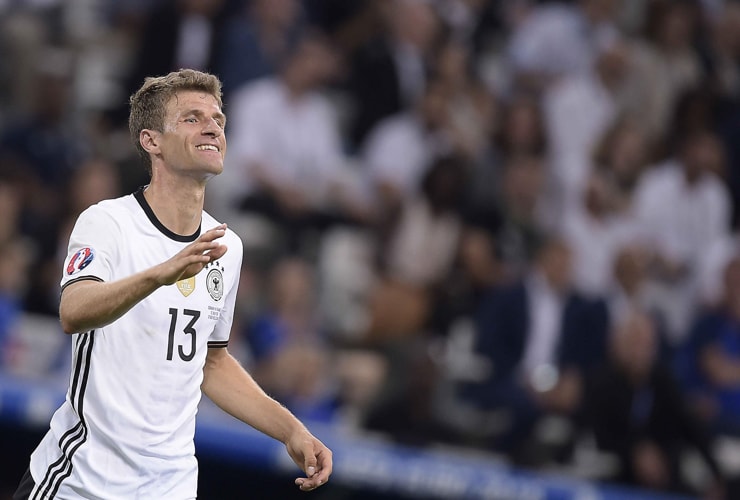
[140,129,161,155]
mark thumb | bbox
[304,447,318,477]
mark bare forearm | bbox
[59,270,161,334]
[202,350,305,443]
[60,225,229,335]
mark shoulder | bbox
[74,194,134,227]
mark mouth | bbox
[195,144,221,153]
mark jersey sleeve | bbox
[61,205,120,290]
[207,230,243,347]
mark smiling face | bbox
[151,90,226,180]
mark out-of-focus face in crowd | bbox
[388,0,439,50]
[613,312,657,381]
[681,131,725,182]
[538,239,572,294]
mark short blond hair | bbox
[128,69,223,173]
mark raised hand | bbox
[155,224,228,286]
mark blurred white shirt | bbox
[561,207,640,298]
[223,78,346,208]
[634,161,731,266]
[633,160,732,341]
[507,3,618,78]
[362,112,451,201]
[543,73,617,211]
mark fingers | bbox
[294,446,332,492]
[206,242,228,261]
[199,224,228,260]
[186,225,228,259]
[199,223,227,242]
[294,474,325,492]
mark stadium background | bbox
[2,0,740,498]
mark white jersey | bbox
[29,188,243,500]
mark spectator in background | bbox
[26,158,123,315]
[363,155,467,343]
[587,311,724,497]
[346,0,441,148]
[0,238,33,369]
[629,0,703,141]
[494,93,548,159]
[706,3,740,228]
[561,172,640,299]
[634,129,731,344]
[0,47,88,315]
[219,31,357,255]
[466,94,547,224]
[681,255,740,438]
[506,0,621,93]
[361,78,458,224]
[217,0,304,99]
[431,33,496,164]
[123,0,229,100]
[462,237,609,462]
[592,118,653,215]
[0,46,84,190]
[543,36,637,217]
[493,154,549,281]
[0,181,31,369]
[459,152,548,290]
[606,244,665,343]
[706,2,740,99]
[245,258,338,423]
[0,180,21,246]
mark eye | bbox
[185,117,197,123]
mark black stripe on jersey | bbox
[32,333,91,498]
[207,340,229,348]
[61,276,104,293]
[32,331,95,500]
[134,187,200,242]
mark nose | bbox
[202,118,223,137]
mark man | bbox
[14,69,332,499]
[588,312,724,495]
[462,237,608,462]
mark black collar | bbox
[134,186,200,242]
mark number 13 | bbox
[167,308,200,361]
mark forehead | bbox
[165,90,222,116]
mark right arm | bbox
[60,224,228,334]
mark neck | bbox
[283,73,308,99]
[143,177,205,236]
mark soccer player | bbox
[14,69,332,499]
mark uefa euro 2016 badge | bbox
[206,261,224,301]
[66,247,95,275]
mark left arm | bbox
[201,347,333,491]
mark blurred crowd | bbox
[3,0,740,497]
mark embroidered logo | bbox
[176,277,196,297]
[206,261,224,301]
[66,248,95,275]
